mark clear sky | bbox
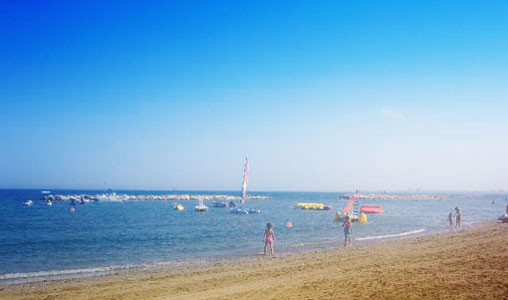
[1,1,507,191]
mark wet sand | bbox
[1,221,507,300]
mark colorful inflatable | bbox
[360,205,384,214]
[359,212,367,224]
[334,211,364,223]
[296,203,332,210]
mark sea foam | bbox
[355,229,426,241]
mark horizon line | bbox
[0,187,506,194]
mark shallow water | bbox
[0,189,506,283]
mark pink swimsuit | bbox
[264,229,274,244]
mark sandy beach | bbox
[1,221,507,300]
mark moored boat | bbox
[231,207,249,214]
[195,199,208,212]
[212,201,229,208]
[231,157,261,215]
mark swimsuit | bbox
[265,230,274,244]
[342,221,352,238]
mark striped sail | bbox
[241,157,249,204]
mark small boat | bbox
[231,207,249,214]
[23,200,33,206]
[212,201,229,208]
[360,205,384,214]
[41,190,51,194]
[195,199,208,212]
[231,157,261,215]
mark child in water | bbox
[454,207,461,228]
[342,215,352,248]
[448,212,453,227]
[263,222,275,255]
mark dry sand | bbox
[1,221,507,300]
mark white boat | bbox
[41,190,51,194]
[23,200,33,206]
[195,198,208,212]
[96,192,122,202]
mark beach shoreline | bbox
[1,220,506,299]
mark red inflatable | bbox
[360,205,384,214]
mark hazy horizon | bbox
[2,1,507,191]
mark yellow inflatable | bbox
[296,203,324,210]
[359,212,367,224]
[174,204,184,211]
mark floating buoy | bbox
[286,221,293,228]
[70,207,75,213]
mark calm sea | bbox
[0,189,505,284]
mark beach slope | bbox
[1,221,507,299]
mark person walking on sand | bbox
[263,222,275,255]
[342,214,353,248]
[454,207,461,228]
[448,212,453,228]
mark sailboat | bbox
[231,157,261,214]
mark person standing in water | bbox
[454,207,461,228]
[448,212,453,228]
[342,214,353,248]
[263,222,275,255]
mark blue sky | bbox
[1,1,507,191]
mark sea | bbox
[1,189,506,284]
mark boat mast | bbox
[241,156,249,205]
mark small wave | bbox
[0,264,137,282]
[355,229,426,241]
